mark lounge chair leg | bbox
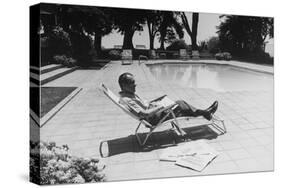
[170,122,181,136]
[135,122,143,145]
[135,121,155,146]
[170,113,187,136]
[211,115,227,135]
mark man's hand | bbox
[148,101,160,108]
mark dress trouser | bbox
[147,100,200,125]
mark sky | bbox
[101,12,273,56]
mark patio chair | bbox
[192,50,200,59]
[100,84,226,146]
[179,49,190,60]
[149,49,158,59]
[121,49,133,65]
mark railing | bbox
[138,55,148,65]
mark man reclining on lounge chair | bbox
[118,72,218,126]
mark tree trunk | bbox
[191,13,199,50]
[160,39,165,50]
[122,27,134,49]
[94,33,102,57]
[181,12,199,50]
[149,36,154,49]
[191,33,198,50]
[160,29,166,50]
[147,21,155,49]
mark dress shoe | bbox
[203,112,212,121]
[205,101,218,112]
[202,101,218,121]
[207,101,218,115]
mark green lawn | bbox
[40,87,77,118]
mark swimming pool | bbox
[147,63,273,92]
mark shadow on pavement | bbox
[99,125,218,158]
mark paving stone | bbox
[226,148,251,160]
[246,146,271,158]
[219,141,242,150]
[234,158,261,172]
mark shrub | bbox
[48,26,72,56]
[223,52,232,60]
[108,50,121,60]
[53,55,77,67]
[69,31,96,66]
[215,52,232,60]
[207,36,221,54]
[30,141,106,185]
[245,51,273,64]
[166,39,189,51]
[198,41,208,52]
[215,53,223,60]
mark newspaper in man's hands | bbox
[154,96,176,107]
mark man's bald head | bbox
[118,73,136,92]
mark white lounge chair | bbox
[121,49,133,65]
[101,84,226,146]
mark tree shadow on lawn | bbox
[99,125,219,158]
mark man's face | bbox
[122,76,136,94]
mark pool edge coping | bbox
[143,59,273,75]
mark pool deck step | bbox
[30,64,64,74]
[30,66,78,85]
[40,64,64,74]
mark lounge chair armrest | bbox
[149,95,167,103]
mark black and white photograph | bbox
[29,1,274,186]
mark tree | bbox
[166,39,189,51]
[207,36,220,54]
[158,11,184,50]
[217,15,274,55]
[109,8,146,49]
[57,5,113,56]
[82,7,113,56]
[145,10,161,50]
[181,12,199,50]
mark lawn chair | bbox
[179,49,190,60]
[100,84,226,146]
[121,49,133,65]
[192,50,200,59]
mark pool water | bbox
[147,64,273,92]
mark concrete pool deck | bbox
[36,60,274,181]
